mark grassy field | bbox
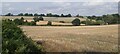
[1,16,86,22]
[21,25,118,52]
[1,16,87,25]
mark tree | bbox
[18,13,23,16]
[53,14,60,17]
[24,13,29,16]
[61,14,64,17]
[33,16,39,22]
[112,14,119,24]
[103,14,114,24]
[72,18,81,26]
[46,13,52,17]
[39,14,45,16]
[13,18,22,25]
[34,13,38,16]
[67,14,72,17]
[29,21,36,26]
[47,21,52,26]
[91,15,97,20]
[5,13,13,16]
[96,20,105,25]
[29,14,33,16]
[20,17,24,21]
[33,16,44,22]
[76,14,79,17]
[2,19,42,54]
[38,16,44,21]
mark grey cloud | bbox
[2,2,118,16]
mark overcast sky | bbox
[1,0,119,16]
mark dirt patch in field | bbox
[21,25,118,52]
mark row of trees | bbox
[12,17,36,26]
[12,16,44,26]
[12,16,81,26]
[5,13,72,17]
[2,19,43,54]
[46,18,81,26]
[86,14,120,24]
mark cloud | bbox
[2,0,120,2]
[8,7,14,10]
[25,8,32,11]
[2,2,118,16]
[3,3,10,7]
[52,2,71,7]
[82,2,105,6]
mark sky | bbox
[0,0,120,16]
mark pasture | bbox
[21,25,118,52]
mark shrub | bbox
[33,16,39,22]
[13,18,22,25]
[13,17,24,25]
[72,18,81,26]
[2,19,43,54]
[13,18,37,26]
[95,20,105,25]
[59,21,65,23]
[85,20,105,25]
[33,16,44,22]
[29,21,36,26]
[38,16,44,21]
[81,21,86,24]
[47,21,52,26]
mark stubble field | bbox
[21,25,118,52]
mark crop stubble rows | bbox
[21,25,118,52]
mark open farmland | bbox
[21,25,118,52]
[1,16,87,25]
[1,16,86,22]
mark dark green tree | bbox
[2,19,42,54]
[5,13,13,16]
[18,13,24,16]
[38,16,44,21]
[29,21,36,26]
[29,14,33,16]
[46,13,52,17]
[47,21,52,26]
[72,18,81,26]
[67,14,72,17]
[61,14,64,17]
[34,13,38,16]
[24,13,29,16]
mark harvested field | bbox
[1,16,86,23]
[21,25,118,52]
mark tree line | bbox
[4,13,72,17]
[86,13,120,24]
[4,13,120,25]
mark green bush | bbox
[85,20,105,25]
[59,21,65,23]
[13,17,37,26]
[81,21,86,24]
[47,21,52,26]
[72,18,81,26]
[95,20,105,25]
[29,21,36,26]
[33,16,44,22]
[2,19,43,54]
